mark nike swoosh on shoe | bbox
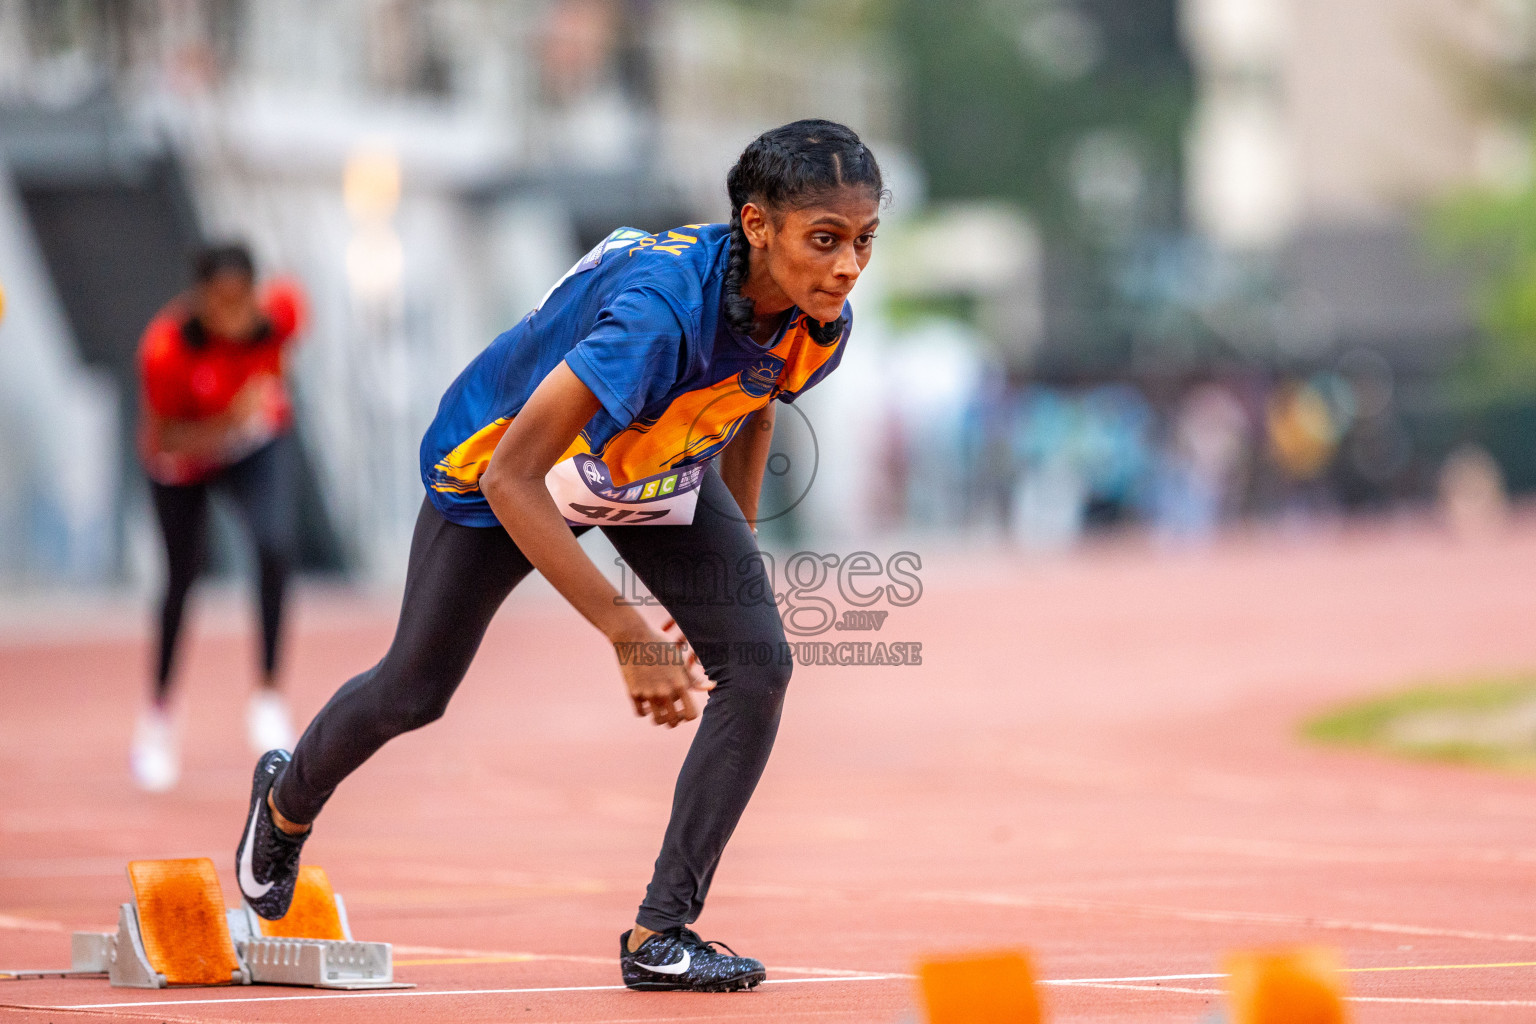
[238,800,274,899]
[635,949,691,975]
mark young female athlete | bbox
[135,244,307,791]
[236,120,884,991]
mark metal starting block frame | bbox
[224,901,402,990]
[3,859,409,991]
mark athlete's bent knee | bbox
[766,655,792,695]
[732,657,791,722]
[388,692,453,734]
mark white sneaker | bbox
[131,705,180,792]
[247,690,296,754]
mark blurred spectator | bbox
[1010,387,1088,550]
[1152,380,1250,543]
[1077,384,1154,522]
[871,405,910,530]
[541,0,617,103]
[133,244,308,792]
[1439,444,1509,541]
[1266,379,1339,482]
[1332,350,1412,508]
[1006,383,1152,550]
[1263,377,1348,519]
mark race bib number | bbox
[545,454,705,526]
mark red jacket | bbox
[138,278,307,484]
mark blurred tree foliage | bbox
[881,0,1194,366]
[880,0,1191,242]
[1428,4,1536,396]
[1434,177,1536,394]
[724,0,1194,365]
[722,0,1191,240]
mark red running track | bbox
[4,519,1536,1022]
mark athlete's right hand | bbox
[612,624,698,728]
[230,373,278,422]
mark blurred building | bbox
[1182,0,1519,365]
[868,0,1532,543]
[0,0,898,584]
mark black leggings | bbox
[150,436,297,702]
[273,468,791,931]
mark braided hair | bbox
[724,120,886,344]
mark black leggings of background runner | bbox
[272,468,791,931]
[150,435,296,703]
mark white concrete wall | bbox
[0,160,119,585]
[1183,0,1521,248]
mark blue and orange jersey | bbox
[420,223,851,527]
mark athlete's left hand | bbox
[660,617,714,694]
[615,624,698,728]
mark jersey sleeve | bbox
[777,305,853,404]
[563,286,690,427]
[138,315,191,418]
[261,277,308,346]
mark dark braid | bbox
[724,205,756,338]
[723,119,886,343]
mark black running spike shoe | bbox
[235,749,309,920]
[620,927,766,992]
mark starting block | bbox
[917,950,1042,1024]
[1225,946,1349,1024]
[4,858,408,990]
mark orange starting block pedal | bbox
[255,865,350,941]
[917,950,1043,1024]
[1225,946,1350,1024]
[3,858,408,991]
[126,858,247,986]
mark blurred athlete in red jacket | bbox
[133,243,307,791]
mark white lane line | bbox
[395,944,605,962]
[16,974,900,1010]
[1350,995,1536,1008]
[1048,984,1536,1009]
[1056,982,1221,996]
[772,965,900,977]
[391,944,896,977]
[0,915,64,933]
[767,977,894,985]
[389,945,1213,984]
[1027,982,1536,1009]
[1043,973,1222,985]
[0,857,132,879]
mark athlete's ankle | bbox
[628,924,661,952]
[266,788,311,837]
